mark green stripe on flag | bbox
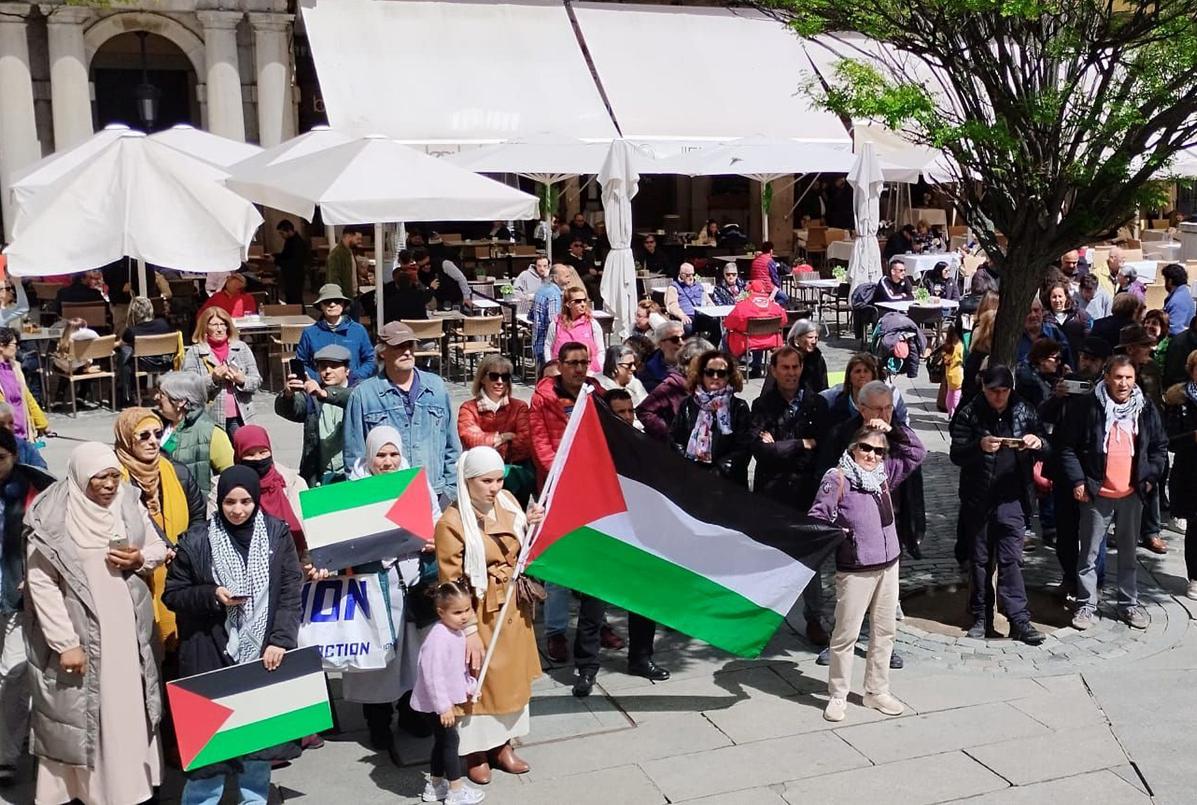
[187,702,333,771]
[299,468,418,519]
[528,527,784,657]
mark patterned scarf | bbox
[1185,381,1197,408]
[208,510,272,664]
[1095,379,1143,454]
[837,448,888,494]
[476,393,508,414]
[685,387,734,463]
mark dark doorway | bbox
[90,32,199,133]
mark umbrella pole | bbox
[137,258,149,298]
[374,222,385,336]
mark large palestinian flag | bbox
[166,646,332,771]
[299,468,435,569]
[526,390,843,657]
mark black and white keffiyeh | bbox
[209,511,272,664]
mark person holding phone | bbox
[181,308,263,439]
[163,465,303,804]
[949,365,1050,645]
[23,443,168,805]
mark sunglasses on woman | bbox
[703,368,729,379]
[486,372,511,382]
[618,361,637,370]
[136,429,164,443]
[854,443,888,457]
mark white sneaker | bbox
[894,601,905,621]
[445,784,486,805]
[823,697,847,722]
[1187,581,1197,601]
[863,692,905,716]
[422,778,449,802]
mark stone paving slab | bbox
[501,763,668,805]
[677,787,791,805]
[966,725,1130,786]
[699,685,889,744]
[779,750,1008,805]
[883,672,1043,713]
[599,664,801,725]
[638,731,871,802]
[954,769,1152,804]
[833,702,1050,765]
[514,712,730,781]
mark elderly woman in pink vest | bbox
[544,284,604,374]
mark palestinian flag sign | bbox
[166,647,332,771]
[526,390,843,657]
[299,468,435,569]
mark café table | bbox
[892,252,961,277]
[826,240,854,264]
[875,299,960,315]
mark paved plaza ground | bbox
[5,333,1197,804]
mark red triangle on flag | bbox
[384,467,435,541]
[166,682,234,769]
[529,397,627,562]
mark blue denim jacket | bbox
[342,369,462,497]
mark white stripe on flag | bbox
[304,499,396,550]
[214,671,327,730]
[590,476,816,616]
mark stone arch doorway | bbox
[89,30,200,132]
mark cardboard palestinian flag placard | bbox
[166,646,332,771]
[299,467,434,569]
[527,391,843,657]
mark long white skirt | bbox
[341,557,422,703]
[457,706,531,755]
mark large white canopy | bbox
[847,142,884,290]
[148,124,263,168]
[9,124,135,236]
[226,134,540,225]
[445,136,612,185]
[3,131,262,277]
[672,137,858,182]
[299,0,619,143]
[571,3,851,144]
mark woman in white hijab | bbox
[340,425,442,764]
[23,442,167,805]
[434,446,544,785]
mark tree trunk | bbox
[989,250,1048,367]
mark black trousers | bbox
[424,713,462,780]
[1186,520,1197,581]
[574,594,656,675]
[1053,478,1081,592]
[964,500,1030,625]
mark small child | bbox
[410,581,483,805]
[942,327,964,417]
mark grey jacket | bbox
[181,339,263,423]
[22,482,165,769]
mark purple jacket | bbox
[637,370,688,442]
[409,622,476,715]
[807,425,926,572]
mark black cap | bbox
[1079,336,1112,359]
[982,365,1015,389]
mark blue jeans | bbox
[181,761,271,805]
[1078,495,1142,614]
[544,583,572,636]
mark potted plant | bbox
[832,266,848,282]
[499,282,516,301]
[913,286,934,306]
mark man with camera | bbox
[950,365,1050,645]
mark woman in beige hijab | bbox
[23,442,168,805]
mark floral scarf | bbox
[685,387,733,463]
[837,448,888,494]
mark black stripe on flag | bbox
[593,396,843,571]
[307,528,428,572]
[170,645,324,700]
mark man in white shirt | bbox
[514,256,551,300]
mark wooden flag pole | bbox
[473,386,596,697]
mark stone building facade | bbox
[0,0,298,239]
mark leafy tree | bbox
[755,0,1197,362]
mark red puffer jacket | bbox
[528,376,601,488]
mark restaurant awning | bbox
[570,3,851,144]
[298,0,620,143]
[300,0,851,147]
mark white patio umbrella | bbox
[226,134,539,333]
[846,141,884,291]
[149,124,264,168]
[446,136,611,261]
[673,137,859,240]
[3,130,263,290]
[9,123,135,237]
[598,140,642,340]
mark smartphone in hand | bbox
[108,535,130,551]
[289,358,306,379]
